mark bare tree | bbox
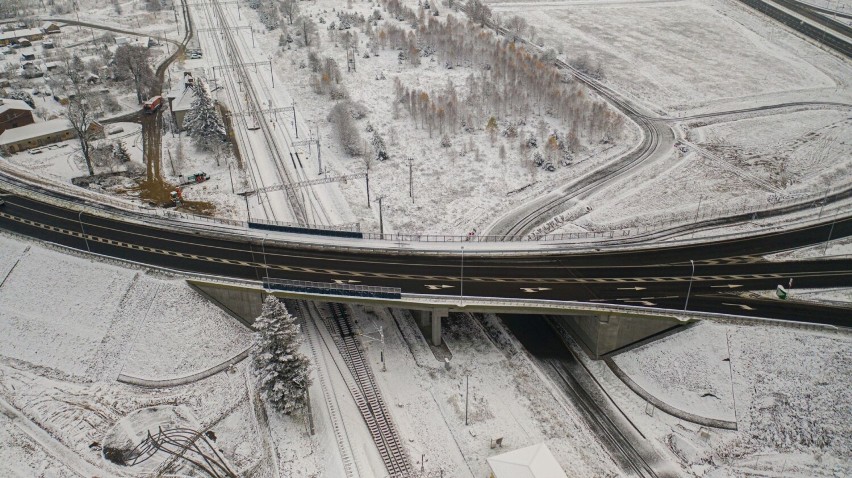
[297,17,318,47]
[280,0,299,24]
[467,0,492,27]
[64,93,102,176]
[114,45,155,104]
[505,15,527,41]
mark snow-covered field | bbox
[607,320,852,477]
[488,0,852,114]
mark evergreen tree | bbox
[113,141,131,163]
[371,130,388,161]
[183,80,227,152]
[253,296,312,414]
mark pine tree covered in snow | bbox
[113,141,131,163]
[252,296,311,414]
[183,80,227,152]
[371,130,388,161]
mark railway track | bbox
[290,301,360,478]
[219,4,333,227]
[191,0,278,221]
[197,0,309,223]
[312,302,412,477]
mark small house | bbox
[42,22,61,34]
[115,36,130,46]
[17,38,32,48]
[0,98,35,135]
[43,39,55,49]
[20,52,35,61]
[166,85,196,130]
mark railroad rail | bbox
[317,302,413,477]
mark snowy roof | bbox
[0,118,72,145]
[170,86,196,112]
[0,29,43,41]
[0,98,33,113]
[487,443,568,478]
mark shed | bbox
[166,85,196,130]
[487,443,569,478]
[0,98,35,134]
[42,22,62,34]
[0,118,74,153]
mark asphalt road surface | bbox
[1,192,850,325]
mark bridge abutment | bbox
[553,313,683,359]
[188,281,264,327]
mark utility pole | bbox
[365,172,370,207]
[408,156,414,202]
[377,196,385,237]
[465,374,469,425]
[292,101,298,138]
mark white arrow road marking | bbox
[622,300,657,306]
[425,284,454,290]
[332,279,361,284]
[711,284,743,289]
[521,287,552,293]
[722,303,755,311]
[617,286,647,291]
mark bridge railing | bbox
[1,158,849,245]
[264,278,402,299]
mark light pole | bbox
[460,246,465,301]
[78,211,90,252]
[692,195,703,238]
[261,234,269,281]
[684,259,695,311]
[823,208,840,256]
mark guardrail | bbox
[1,157,850,246]
[264,278,402,299]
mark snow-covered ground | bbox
[605,320,851,477]
[0,231,624,477]
[488,0,852,114]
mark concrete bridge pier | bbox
[412,308,448,346]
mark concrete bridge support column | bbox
[411,308,448,347]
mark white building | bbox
[487,443,569,478]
